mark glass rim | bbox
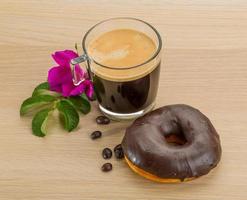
[82,17,162,70]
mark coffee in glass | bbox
[70,18,162,120]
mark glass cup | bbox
[70,17,162,120]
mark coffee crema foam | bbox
[88,29,159,82]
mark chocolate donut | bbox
[121,104,222,182]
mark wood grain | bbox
[0,0,247,199]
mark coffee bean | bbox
[90,131,102,140]
[114,144,122,152]
[115,149,124,159]
[114,144,124,159]
[101,163,112,172]
[102,148,112,159]
[96,116,110,125]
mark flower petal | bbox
[69,82,86,96]
[50,85,62,93]
[48,65,72,87]
[84,80,94,99]
[61,81,75,97]
[47,49,93,97]
[52,50,79,67]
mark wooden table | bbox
[1,1,247,199]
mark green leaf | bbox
[57,100,79,132]
[32,82,61,97]
[20,95,56,116]
[32,82,49,95]
[65,96,91,114]
[33,89,61,97]
[81,92,96,101]
[80,93,88,99]
[32,108,52,137]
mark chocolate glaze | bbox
[121,104,222,180]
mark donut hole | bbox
[165,132,187,146]
[163,121,188,146]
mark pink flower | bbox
[47,50,94,98]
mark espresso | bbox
[88,29,160,113]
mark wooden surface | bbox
[1,0,247,199]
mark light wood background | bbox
[1,0,247,199]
